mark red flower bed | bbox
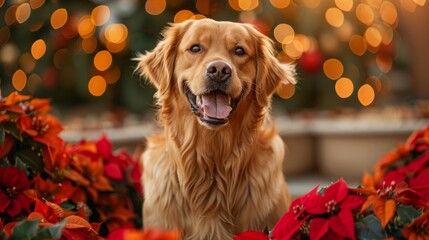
[1,91,429,239]
[0,92,144,239]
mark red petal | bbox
[96,134,113,159]
[271,213,307,239]
[104,162,124,180]
[0,190,11,212]
[310,218,330,240]
[305,194,326,215]
[330,210,355,239]
[341,194,366,210]
[324,178,348,202]
[234,231,268,240]
[7,199,23,217]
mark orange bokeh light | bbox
[358,84,375,106]
[270,0,291,9]
[174,10,194,23]
[105,24,128,44]
[91,5,110,26]
[12,69,27,91]
[51,8,68,30]
[323,58,343,80]
[335,77,354,98]
[82,36,98,54]
[335,0,353,11]
[16,3,31,24]
[31,39,46,60]
[274,23,295,44]
[356,3,374,26]
[145,0,166,15]
[277,83,295,99]
[88,75,107,96]
[349,35,367,56]
[30,0,45,9]
[325,8,344,28]
[78,15,95,39]
[94,50,112,71]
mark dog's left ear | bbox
[244,25,297,107]
[134,22,185,96]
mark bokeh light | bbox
[29,0,45,9]
[325,8,344,28]
[349,35,367,56]
[356,3,374,26]
[104,65,121,84]
[376,54,393,73]
[50,8,68,30]
[274,24,295,44]
[380,1,398,25]
[12,69,27,91]
[78,15,95,39]
[277,83,295,99]
[20,53,36,73]
[5,5,18,26]
[303,0,320,8]
[31,39,46,60]
[145,0,166,15]
[270,0,291,9]
[358,84,375,106]
[283,39,303,59]
[174,10,194,23]
[364,27,382,48]
[335,77,354,98]
[335,0,353,12]
[238,0,259,11]
[94,50,112,71]
[91,5,110,26]
[27,73,42,93]
[53,48,69,69]
[16,3,31,24]
[88,75,107,96]
[82,36,98,54]
[0,27,10,46]
[323,58,344,80]
[105,24,128,44]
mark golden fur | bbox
[136,19,296,239]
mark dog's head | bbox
[137,19,296,128]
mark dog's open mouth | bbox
[184,84,242,125]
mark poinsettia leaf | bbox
[396,204,423,226]
[15,150,45,174]
[0,127,5,143]
[310,218,330,240]
[3,121,22,141]
[11,219,40,239]
[48,220,67,239]
[355,215,386,239]
[330,210,355,238]
[233,230,269,240]
[373,198,396,228]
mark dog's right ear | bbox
[135,23,182,95]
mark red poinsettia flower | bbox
[0,92,29,115]
[0,134,14,158]
[96,194,136,233]
[234,230,269,240]
[0,114,9,123]
[27,198,102,240]
[22,98,51,113]
[33,175,76,204]
[42,145,70,179]
[405,125,429,153]
[402,210,429,239]
[304,179,366,240]
[18,114,64,149]
[0,165,33,217]
[271,186,319,239]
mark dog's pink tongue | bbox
[201,93,232,119]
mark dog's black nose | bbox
[206,61,232,82]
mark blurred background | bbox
[1,0,429,195]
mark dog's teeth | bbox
[197,96,202,106]
[228,98,231,105]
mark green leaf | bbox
[15,149,45,174]
[355,215,386,240]
[396,204,423,226]
[48,221,67,239]
[0,126,5,143]
[14,156,27,170]
[3,121,22,142]
[11,219,40,240]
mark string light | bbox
[335,0,353,12]
[12,69,27,91]
[94,50,112,71]
[31,39,46,60]
[325,8,344,28]
[274,24,295,44]
[29,0,45,9]
[88,76,107,97]
[358,84,375,106]
[174,10,194,23]
[238,0,259,11]
[270,0,291,9]
[145,0,166,15]
[335,77,354,98]
[349,35,367,56]
[91,5,110,26]
[50,8,68,30]
[16,3,31,24]
[323,58,344,80]
[77,15,95,39]
[277,83,295,99]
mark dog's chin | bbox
[183,84,243,129]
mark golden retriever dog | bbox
[136,18,296,239]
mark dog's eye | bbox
[235,47,245,56]
[190,44,201,53]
